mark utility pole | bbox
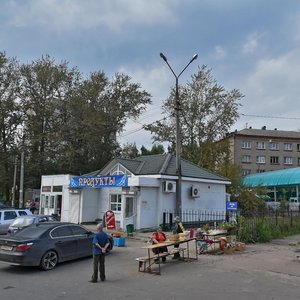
[19,149,24,208]
[160,52,198,218]
[11,156,17,207]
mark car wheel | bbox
[40,250,58,271]
[107,236,114,252]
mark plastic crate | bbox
[113,237,126,247]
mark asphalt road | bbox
[1,235,300,300]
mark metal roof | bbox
[89,154,230,183]
[229,128,300,140]
[243,167,300,187]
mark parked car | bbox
[0,202,10,209]
[7,215,57,235]
[0,209,32,235]
[0,222,114,270]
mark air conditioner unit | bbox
[163,181,176,193]
[191,186,199,198]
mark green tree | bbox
[121,142,139,158]
[19,55,81,186]
[0,52,21,201]
[145,65,243,170]
[140,144,165,156]
[59,71,151,174]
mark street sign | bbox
[226,201,238,211]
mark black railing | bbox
[162,210,227,230]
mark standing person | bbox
[152,226,168,263]
[173,216,185,259]
[90,223,109,283]
[29,200,36,214]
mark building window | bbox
[270,142,279,150]
[242,155,251,163]
[53,185,63,192]
[110,194,122,212]
[242,169,251,176]
[109,163,131,176]
[297,144,300,152]
[270,156,279,164]
[284,157,293,165]
[257,169,265,173]
[284,143,292,151]
[256,141,265,150]
[242,141,251,149]
[50,196,55,208]
[298,157,300,166]
[256,156,265,164]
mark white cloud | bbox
[242,32,263,54]
[214,45,226,59]
[235,49,300,131]
[7,0,177,32]
[117,64,173,148]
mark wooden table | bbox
[137,238,197,275]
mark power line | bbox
[241,113,300,120]
[119,117,168,138]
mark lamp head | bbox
[191,54,198,62]
[160,52,168,62]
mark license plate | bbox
[1,245,13,251]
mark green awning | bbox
[243,167,300,187]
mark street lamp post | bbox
[160,52,198,218]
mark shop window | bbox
[53,185,63,192]
[45,196,49,208]
[125,197,134,218]
[110,194,122,212]
[50,196,55,208]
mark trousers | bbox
[92,254,106,281]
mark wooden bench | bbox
[135,248,186,272]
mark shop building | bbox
[40,154,230,230]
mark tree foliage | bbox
[0,53,151,202]
[0,52,21,201]
[145,65,243,170]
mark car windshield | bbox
[11,217,35,227]
[14,226,48,239]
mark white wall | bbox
[181,181,226,212]
[137,186,159,229]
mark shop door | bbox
[124,196,136,229]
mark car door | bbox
[50,225,78,261]
[70,225,93,257]
[0,210,18,234]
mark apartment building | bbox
[225,126,300,176]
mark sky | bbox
[1,0,300,150]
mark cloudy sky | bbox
[1,0,300,150]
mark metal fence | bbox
[162,210,227,230]
[239,208,300,241]
[162,208,300,238]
